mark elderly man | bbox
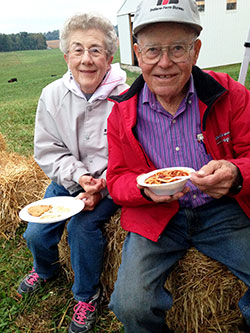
[106,0,250,332]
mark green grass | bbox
[206,63,250,88]
[0,48,249,332]
[0,49,67,155]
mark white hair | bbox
[60,12,118,57]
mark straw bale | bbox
[165,248,247,333]
[0,132,7,151]
[58,211,247,332]
[0,152,50,238]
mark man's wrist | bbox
[229,167,243,195]
[140,189,153,201]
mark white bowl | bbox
[137,167,195,196]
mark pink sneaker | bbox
[68,285,103,333]
[17,267,46,296]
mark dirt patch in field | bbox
[46,40,60,49]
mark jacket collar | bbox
[192,66,227,107]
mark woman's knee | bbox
[67,213,102,234]
[24,223,53,245]
[24,226,45,246]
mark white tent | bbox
[238,26,250,85]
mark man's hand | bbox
[137,183,190,203]
[78,175,106,194]
[76,192,102,211]
[190,160,239,198]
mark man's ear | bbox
[134,43,142,66]
[193,39,202,65]
[134,43,140,60]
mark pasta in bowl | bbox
[137,167,195,195]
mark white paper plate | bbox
[19,196,85,223]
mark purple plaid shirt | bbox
[135,76,214,208]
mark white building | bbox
[117,0,250,69]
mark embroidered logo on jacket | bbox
[215,132,230,145]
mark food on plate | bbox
[28,205,53,217]
[40,214,62,220]
[145,169,190,185]
[39,206,71,220]
[55,206,71,213]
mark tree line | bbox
[0,27,118,52]
[44,30,59,40]
[0,32,47,52]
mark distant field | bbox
[46,40,60,49]
[0,49,67,155]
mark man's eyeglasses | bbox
[137,40,197,64]
[70,46,107,58]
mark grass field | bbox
[0,48,249,332]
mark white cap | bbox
[133,0,202,36]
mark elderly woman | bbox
[17,13,128,333]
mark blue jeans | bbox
[109,197,250,333]
[23,181,118,302]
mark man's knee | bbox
[110,282,150,322]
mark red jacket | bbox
[107,66,250,242]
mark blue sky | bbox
[0,0,125,34]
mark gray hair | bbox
[59,13,118,57]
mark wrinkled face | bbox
[134,23,201,105]
[64,29,113,94]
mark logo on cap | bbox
[157,0,179,5]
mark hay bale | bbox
[0,132,7,151]
[58,211,247,332]
[0,152,50,238]
[165,248,247,333]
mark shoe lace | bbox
[72,301,96,325]
[27,268,40,285]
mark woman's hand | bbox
[77,175,106,210]
[76,192,102,211]
[78,175,106,194]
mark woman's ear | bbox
[64,53,69,65]
[108,56,113,66]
